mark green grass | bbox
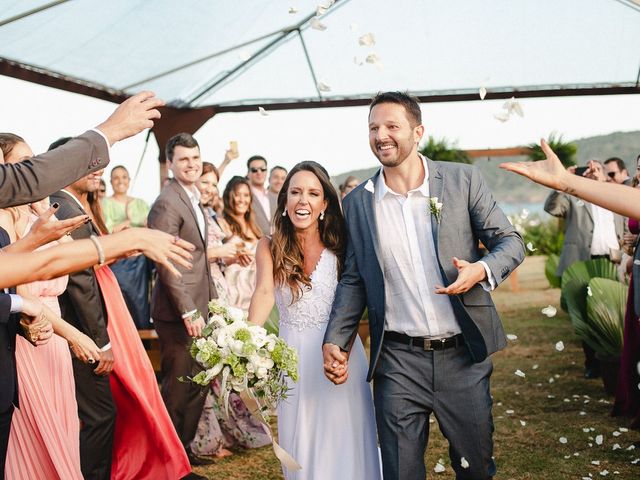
[195,256,639,479]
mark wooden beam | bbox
[466,147,533,158]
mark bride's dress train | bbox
[275,249,381,480]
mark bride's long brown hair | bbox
[271,161,345,302]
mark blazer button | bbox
[96,157,102,164]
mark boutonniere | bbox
[429,197,443,223]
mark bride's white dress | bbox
[275,249,382,480]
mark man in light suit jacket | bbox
[323,92,525,480]
[246,155,274,235]
[148,133,216,471]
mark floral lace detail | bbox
[275,249,338,332]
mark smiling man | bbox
[323,91,525,480]
[147,133,216,477]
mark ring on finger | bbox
[88,358,95,364]
[173,235,180,244]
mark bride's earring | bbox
[282,209,288,217]
[319,211,325,221]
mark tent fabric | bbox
[1,0,639,110]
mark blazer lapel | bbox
[427,158,443,253]
[171,180,206,247]
[361,171,384,272]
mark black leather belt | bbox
[384,331,464,351]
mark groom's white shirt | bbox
[367,155,495,338]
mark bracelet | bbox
[89,235,105,266]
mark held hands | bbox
[435,257,486,295]
[184,315,206,338]
[499,139,569,191]
[94,348,115,376]
[68,332,102,365]
[96,91,164,145]
[20,297,53,346]
[322,343,349,385]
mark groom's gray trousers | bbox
[374,336,496,480]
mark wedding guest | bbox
[604,157,631,186]
[102,165,152,329]
[190,163,270,459]
[148,133,216,477]
[223,176,262,311]
[268,166,287,195]
[339,175,360,200]
[246,155,273,234]
[0,135,104,480]
[98,179,107,200]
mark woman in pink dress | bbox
[0,135,101,480]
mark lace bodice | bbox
[275,249,338,331]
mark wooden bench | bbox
[138,329,161,373]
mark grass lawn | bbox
[195,256,640,479]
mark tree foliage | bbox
[419,136,471,164]
[527,132,577,168]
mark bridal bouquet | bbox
[187,300,298,417]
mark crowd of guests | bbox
[541,153,640,427]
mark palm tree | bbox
[419,136,471,164]
[527,132,577,168]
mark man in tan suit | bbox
[147,133,216,472]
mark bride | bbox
[248,161,381,480]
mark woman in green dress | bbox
[102,166,152,329]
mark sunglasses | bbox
[250,167,267,173]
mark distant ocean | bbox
[498,201,550,219]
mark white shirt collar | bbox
[367,154,430,203]
[60,188,86,211]
[177,180,201,203]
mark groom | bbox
[323,92,525,480]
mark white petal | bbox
[612,443,621,450]
[237,50,251,61]
[542,305,557,317]
[353,56,363,66]
[619,427,628,432]
[358,32,376,47]
[514,369,526,378]
[493,111,510,123]
[316,5,328,15]
[288,7,299,14]
[349,23,359,32]
[460,457,469,469]
[258,107,269,116]
[612,431,621,437]
[479,86,487,100]
[365,53,382,65]
[310,17,327,31]
[532,364,539,369]
[527,242,537,252]
[559,437,568,444]
[596,434,603,445]
[587,286,593,296]
[520,420,526,426]
[583,428,591,432]
[506,409,515,414]
[433,463,445,473]
[591,460,600,465]
[555,340,565,351]
[317,81,331,92]
[506,333,518,341]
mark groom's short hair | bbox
[369,91,422,127]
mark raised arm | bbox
[500,139,640,219]
[248,237,276,326]
[0,228,194,290]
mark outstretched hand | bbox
[322,343,349,385]
[131,228,194,277]
[28,203,89,246]
[435,257,486,295]
[96,91,164,145]
[499,139,569,191]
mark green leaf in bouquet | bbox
[585,277,627,357]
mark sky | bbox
[1,75,639,206]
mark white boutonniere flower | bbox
[429,197,443,223]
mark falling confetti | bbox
[479,86,487,100]
[310,18,327,31]
[461,457,469,469]
[317,81,331,92]
[555,341,565,351]
[258,107,269,116]
[315,0,334,16]
[358,32,376,47]
[527,242,537,252]
[514,369,526,378]
[503,97,524,117]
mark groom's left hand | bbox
[434,257,487,295]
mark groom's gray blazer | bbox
[324,158,525,381]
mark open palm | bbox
[499,139,567,191]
